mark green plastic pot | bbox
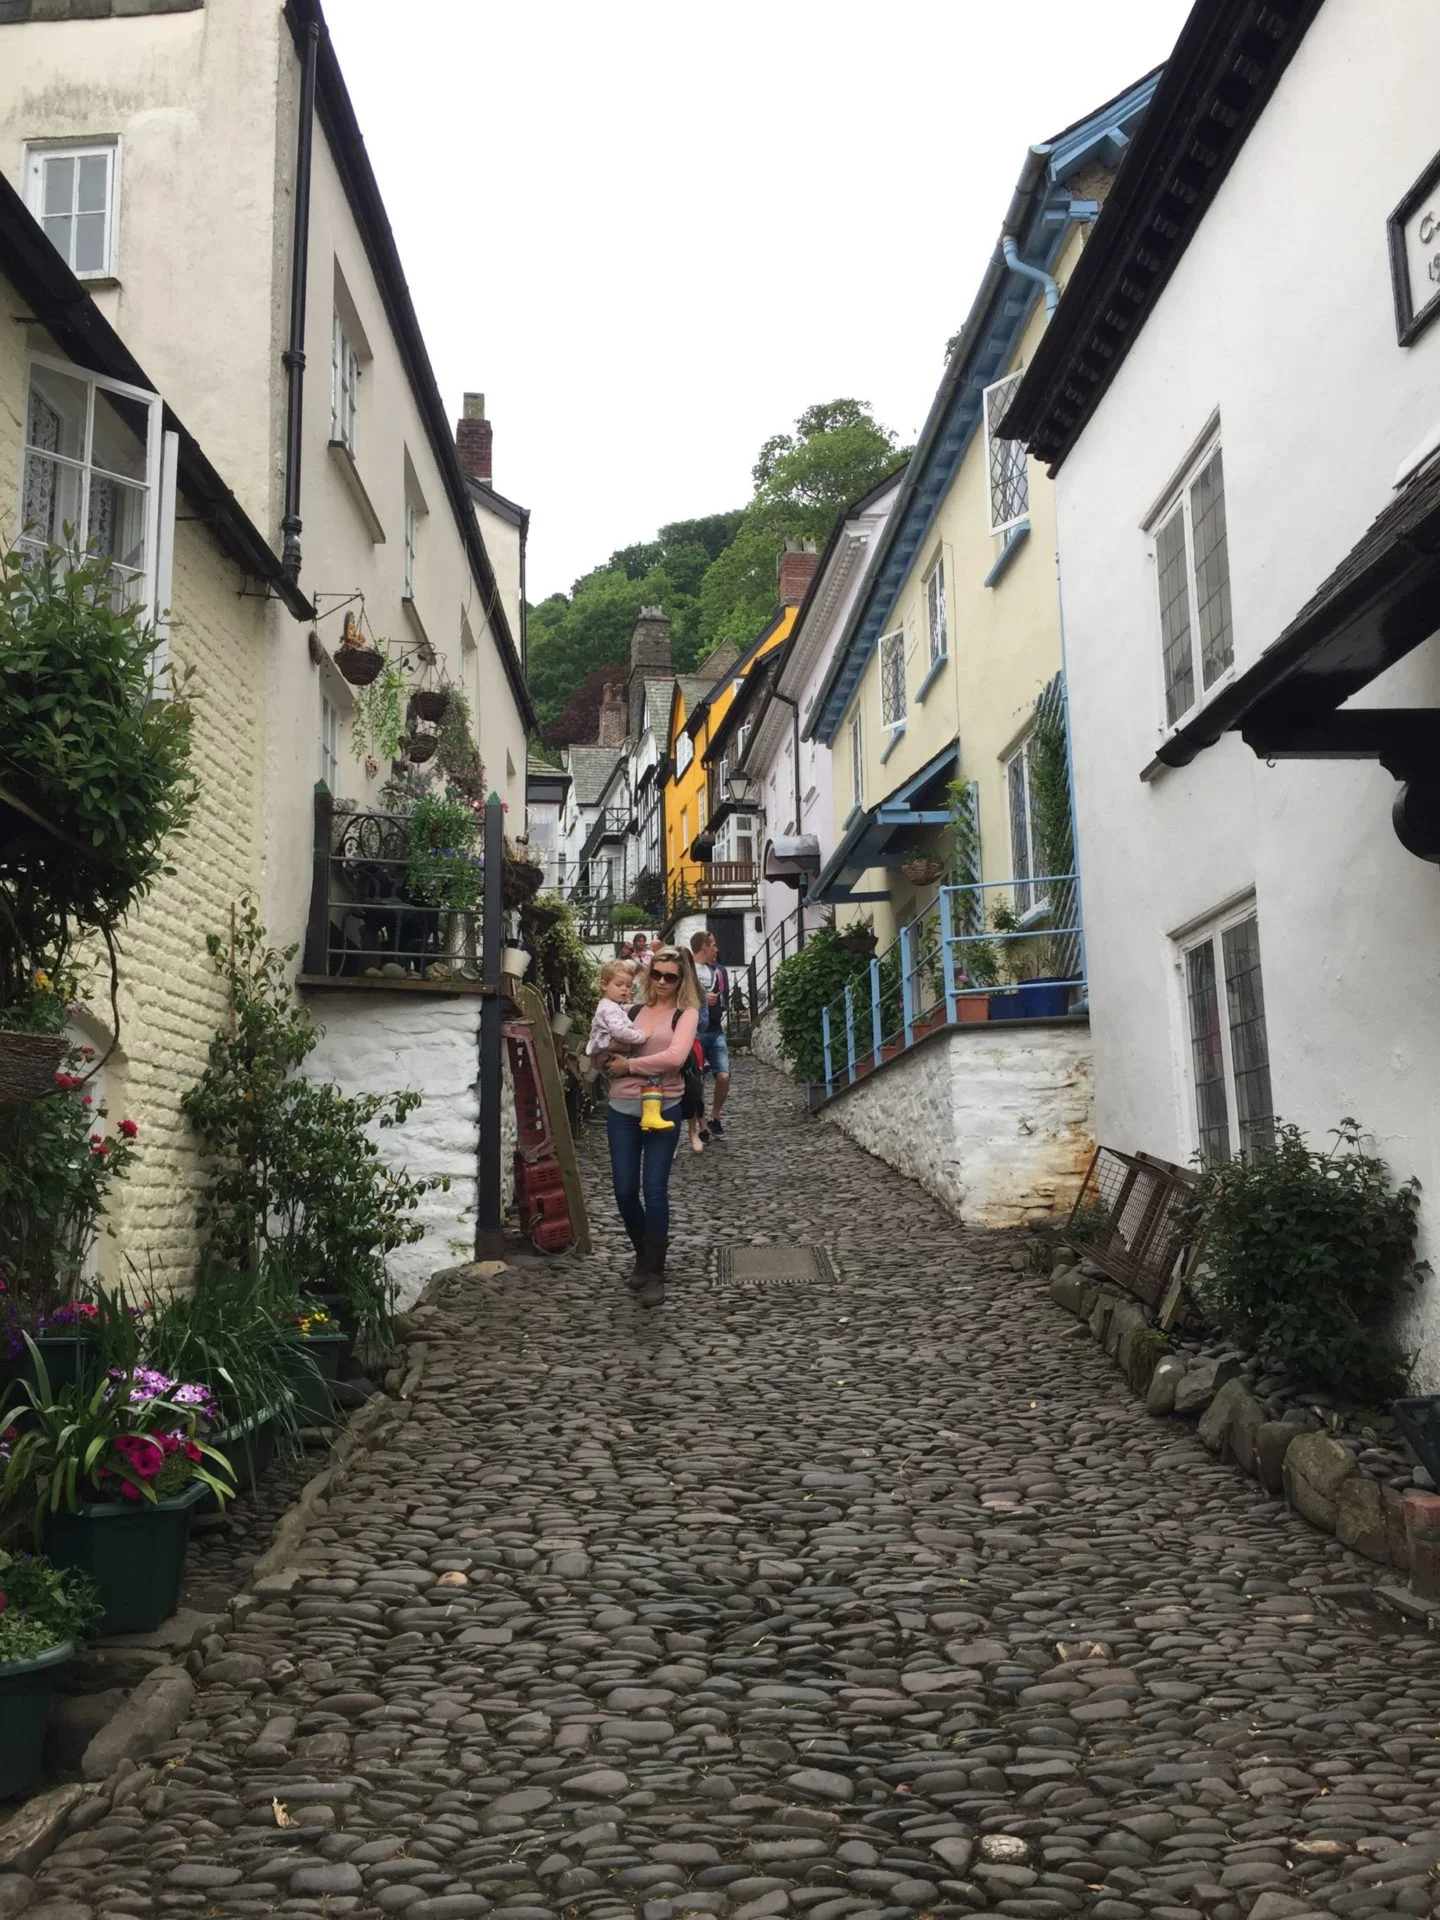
[0,1638,73,1801]
[43,1481,207,1635]
[283,1332,347,1425]
[199,1406,278,1513]
[0,1335,97,1400]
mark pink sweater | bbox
[607,1003,699,1103]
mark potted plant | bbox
[333,611,385,687]
[837,921,877,958]
[897,848,945,887]
[350,654,409,765]
[408,684,452,727]
[0,1546,102,1800]
[278,1304,348,1426]
[403,731,439,766]
[1,1353,232,1634]
[404,791,481,912]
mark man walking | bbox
[689,929,731,1138]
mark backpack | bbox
[673,1011,705,1117]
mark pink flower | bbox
[89,1136,108,1157]
[119,1118,138,1139]
[83,1096,93,1108]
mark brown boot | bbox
[637,1236,668,1308]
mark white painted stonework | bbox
[823,1025,1094,1229]
[302,995,514,1306]
[750,1009,788,1074]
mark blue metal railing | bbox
[817,874,1085,1099]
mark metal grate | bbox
[1066,1146,1202,1319]
[711,1245,839,1289]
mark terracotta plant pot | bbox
[334,645,383,687]
[955,994,990,1023]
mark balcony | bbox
[696,860,757,900]
[300,797,489,989]
[597,806,629,839]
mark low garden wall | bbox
[822,1019,1094,1229]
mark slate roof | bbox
[565,745,623,806]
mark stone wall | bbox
[749,1009,788,1074]
[301,995,515,1305]
[0,0,200,18]
[822,1022,1094,1228]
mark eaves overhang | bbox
[812,742,959,902]
[807,72,1158,749]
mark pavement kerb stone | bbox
[1036,1235,1415,1586]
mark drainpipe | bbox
[281,19,321,584]
[767,686,808,940]
[1001,233,1058,317]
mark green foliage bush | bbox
[771,922,885,1084]
[404,790,481,910]
[181,902,446,1365]
[0,1546,101,1661]
[1192,1118,1426,1403]
[523,894,598,1033]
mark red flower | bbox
[119,1118,138,1139]
[0,1590,7,1618]
[83,1096,93,1108]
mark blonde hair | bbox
[642,944,701,1012]
[598,959,634,989]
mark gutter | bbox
[280,15,320,584]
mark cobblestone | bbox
[22,1060,1440,1918]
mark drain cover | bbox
[712,1245,838,1288]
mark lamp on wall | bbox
[723,767,760,811]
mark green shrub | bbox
[1192,1118,1426,1403]
[771,922,882,1083]
[0,1548,101,1661]
[404,789,481,910]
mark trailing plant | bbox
[181,901,446,1366]
[434,687,486,800]
[1027,683,1075,886]
[630,869,668,923]
[0,1548,101,1662]
[1190,1118,1426,1403]
[771,921,883,1084]
[349,654,407,765]
[0,543,196,1014]
[523,894,599,1033]
[0,1344,231,1535]
[0,1026,140,1321]
[404,790,481,910]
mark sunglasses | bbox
[650,968,681,983]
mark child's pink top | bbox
[587,998,649,1058]
[607,1003,699,1103]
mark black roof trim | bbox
[467,475,530,535]
[683,610,787,741]
[0,173,313,621]
[283,0,536,730]
[1004,0,1324,472]
[705,648,780,766]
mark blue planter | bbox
[988,990,1024,1021]
[1018,981,1072,1018]
[0,1639,73,1801]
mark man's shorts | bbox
[699,1028,730,1076]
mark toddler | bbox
[586,961,674,1131]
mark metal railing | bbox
[746,904,813,1019]
[816,874,1084,1099]
[303,796,490,980]
[598,806,629,837]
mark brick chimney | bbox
[778,540,820,606]
[597,682,627,749]
[456,392,493,484]
[629,605,673,674]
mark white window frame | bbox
[878,628,906,730]
[924,554,948,666]
[1148,436,1233,728]
[983,371,1029,537]
[674,731,693,778]
[849,712,863,812]
[24,139,121,280]
[403,499,418,602]
[319,692,341,793]
[20,351,166,621]
[331,313,359,455]
[1003,736,1038,915]
[1176,897,1274,1168]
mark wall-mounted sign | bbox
[1389,148,1440,347]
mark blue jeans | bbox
[607,1102,683,1241]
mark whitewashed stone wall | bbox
[823,1024,1094,1228]
[302,994,514,1305]
[750,1009,789,1074]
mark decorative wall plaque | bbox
[1389,148,1440,347]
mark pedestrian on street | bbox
[690,929,732,1141]
[604,943,701,1307]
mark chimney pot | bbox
[456,393,493,483]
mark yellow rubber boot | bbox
[640,1087,675,1132]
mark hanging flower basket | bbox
[0,1030,66,1108]
[409,688,451,726]
[403,732,439,765]
[837,928,877,958]
[334,644,383,687]
[901,856,945,886]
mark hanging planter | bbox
[403,732,439,766]
[334,613,384,687]
[0,1029,66,1108]
[550,1011,572,1037]
[837,927,877,958]
[900,855,945,886]
[502,945,531,979]
[409,688,452,726]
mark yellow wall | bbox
[832,226,1087,943]
[665,609,796,905]
[1,278,270,1293]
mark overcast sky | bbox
[326,0,1193,605]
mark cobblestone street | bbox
[26,1060,1440,1920]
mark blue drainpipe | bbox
[1001,233,1059,316]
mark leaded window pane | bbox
[880,632,906,727]
[1156,505,1194,724]
[850,716,862,808]
[1186,940,1231,1166]
[984,373,1029,535]
[1221,914,1274,1160]
[926,560,947,664]
[1190,448,1233,689]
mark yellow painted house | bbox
[662,549,818,958]
[808,75,1160,961]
